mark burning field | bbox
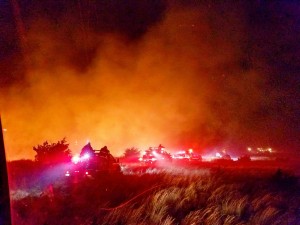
[1,0,300,224]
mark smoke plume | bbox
[1,1,299,159]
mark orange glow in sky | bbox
[1,2,298,160]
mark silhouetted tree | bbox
[123,147,140,162]
[33,138,72,165]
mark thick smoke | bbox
[1,1,299,159]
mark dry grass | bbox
[9,163,300,225]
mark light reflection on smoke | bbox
[1,2,299,160]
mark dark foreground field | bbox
[9,161,300,225]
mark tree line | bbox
[32,138,141,165]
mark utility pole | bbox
[0,117,11,225]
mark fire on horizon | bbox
[0,0,299,160]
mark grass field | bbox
[8,161,300,225]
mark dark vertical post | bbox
[0,117,11,225]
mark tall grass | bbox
[10,165,300,225]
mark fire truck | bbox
[65,143,121,177]
[141,144,172,164]
[172,149,202,162]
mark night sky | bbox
[0,0,299,160]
